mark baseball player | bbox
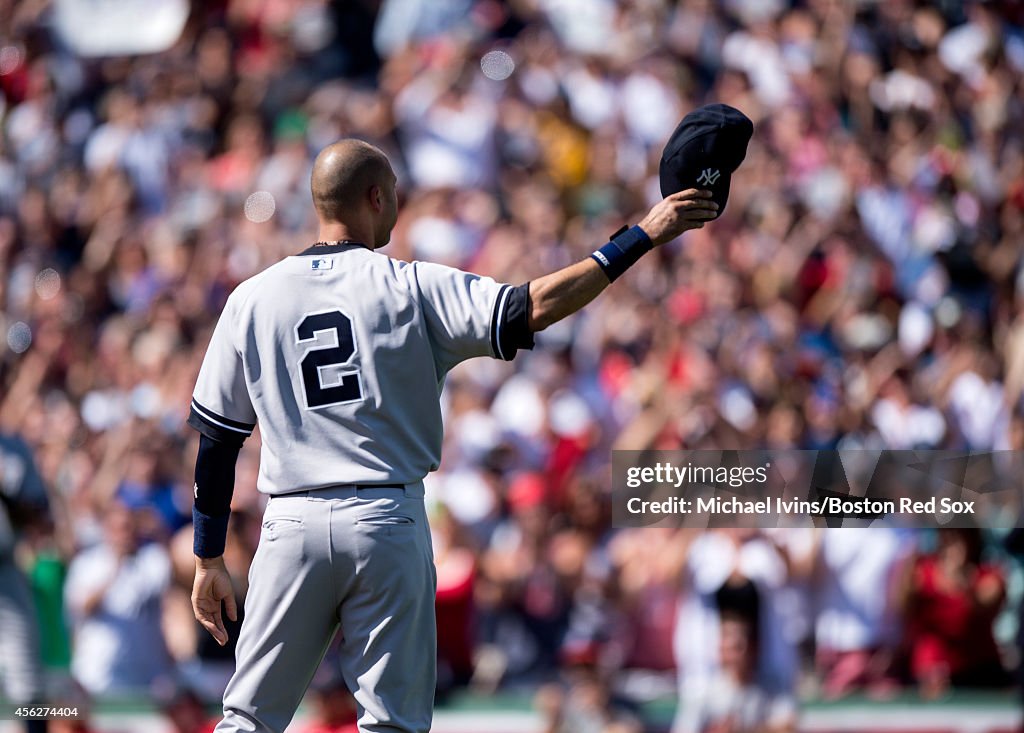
[188,138,719,733]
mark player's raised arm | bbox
[525,102,753,334]
[526,189,718,332]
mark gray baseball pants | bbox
[215,483,437,733]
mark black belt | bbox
[284,484,404,497]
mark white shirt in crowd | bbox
[815,527,915,653]
[673,531,798,733]
[64,542,172,695]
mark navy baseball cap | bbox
[659,103,754,216]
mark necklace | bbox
[312,239,363,247]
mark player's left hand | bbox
[192,555,238,646]
[637,189,719,246]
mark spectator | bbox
[295,655,359,733]
[906,529,1008,698]
[64,500,173,696]
[673,530,797,733]
[609,528,686,677]
[675,583,796,733]
[477,471,573,683]
[814,528,915,699]
[536,659,642,733]
[152,679,219,733]
[432,505,478,697]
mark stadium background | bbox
[1,0,1024,731]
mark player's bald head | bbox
[311,140,394,223]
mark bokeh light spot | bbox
[35,268,62,300]
[7,322,32,353]
[0,46,23,76]
[244,191,276,223]
[481,50,515,81]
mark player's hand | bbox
[637,189,718,246]
[192,555,238,646]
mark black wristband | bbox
[589,225,653,282]
[193,505,230,558]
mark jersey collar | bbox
[296,241,369,256]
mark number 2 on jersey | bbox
[295,311,363,409]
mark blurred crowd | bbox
[2,0,1024,732]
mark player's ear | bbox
[369,184,383,212]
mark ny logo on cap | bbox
[697,168,721,186]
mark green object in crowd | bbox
[29,552,71,669]
[274,109,308,141]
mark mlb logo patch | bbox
[311,258,334,271]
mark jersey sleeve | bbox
[412,261,527,373]
[188,295,257,445]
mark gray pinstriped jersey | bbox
[189,243,513,493]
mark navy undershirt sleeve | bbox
[489,282,536,360]
[193,433,242,558]
[494,283,535,356]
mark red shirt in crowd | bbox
[908,555,1004,680]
